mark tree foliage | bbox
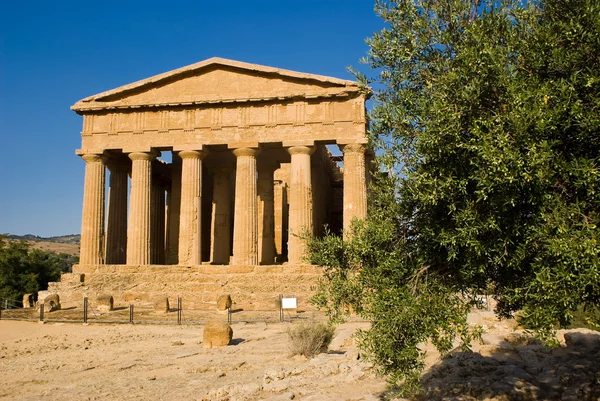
[309,0,600,393]
[0,236,76,303]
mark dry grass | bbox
[287,320,335,358]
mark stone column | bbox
[258,161,277,265]
[342,144,368,233]
[232,147,260,265]
[105,159,129,264]
[150,173,166,265]
[210,167,232,264]
[177,150,207,265]
[127,151,157,265]
[287,146,314,264]
[80,154,106,265]
[165,155,182,264]
[273,180,285,259]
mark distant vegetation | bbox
[6,233,80,244]
[0,235,78,304]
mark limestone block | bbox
[203,321,233,348]
[96,294,114,312]
[42,294,61,312]
[22,293,34,308]
[123,292,150,302]
[153,296,170,313]
[216,294,232,311]
[61,273,85,284]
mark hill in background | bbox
[4,234,80,256]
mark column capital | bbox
[341,143,367,154]
[287,146,315,156]
[178,149,208,160]
[81,154,107,164]
[233,147,261,158]
[129,150,159,162]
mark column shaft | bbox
[106,161,128,264]
[178,150,206,265]
[127,152,155,265]
[80,154,106,265]
[342,144,368,233]
[232,148,260,265]
[287,146,314,264]
[165,156,182,264]
[211,167,232,264]
[150,177,166,264]
[258,164,276,265]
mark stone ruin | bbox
[47,58,372,311]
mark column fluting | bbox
[232,147,260,265]
[210,166,232,265]
[342,143,368,234]
[178,150,207,265]
[258,162,277,265]
[127,151,156,265]
[105,159,129,264]
[287,146,314,264]
[80,154,107,265]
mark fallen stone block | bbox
[96,294,114,312]
[22,293,34,308]
[41,294,61,312]
[216,294,232,311]
[203,321,233,348]
[153,296,170,313]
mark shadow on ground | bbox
[381,331,600,400]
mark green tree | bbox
[0,236,73,304]
[309,0,600,393]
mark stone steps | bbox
[49,264,322,311]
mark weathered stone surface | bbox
[216,294,232,311]
[96,294,114,312]
[22,294,34,308]
[203,321,233,348]
[153,296,170,313]
[60,273,85,284]
[49,58,374,310]
[42,294,61,312]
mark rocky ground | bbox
[1,309,599,401]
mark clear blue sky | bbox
[0,0,381,237]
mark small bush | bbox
[287,321,335,358]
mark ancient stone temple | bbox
[51,58,370,310]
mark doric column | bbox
[80,154,106,265]
[105,159,129,264]
[165,155,182,264]
[210,166,232,265]
[177,150,207,265]
[365,149,375,210]
[342,144,368,233]
[127,151,157,265]
[258,161,277,265]
[232,147,260,265]
[273,180,286,259]
[150,167,166,265]
[287,146,314,264]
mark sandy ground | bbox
[1,310,599,401]
[0,320,385,401]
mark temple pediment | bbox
[72,57,360,113]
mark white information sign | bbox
[281,297,297,309]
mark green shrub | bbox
[287,321,335,358]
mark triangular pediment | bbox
[72,57,360,112]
